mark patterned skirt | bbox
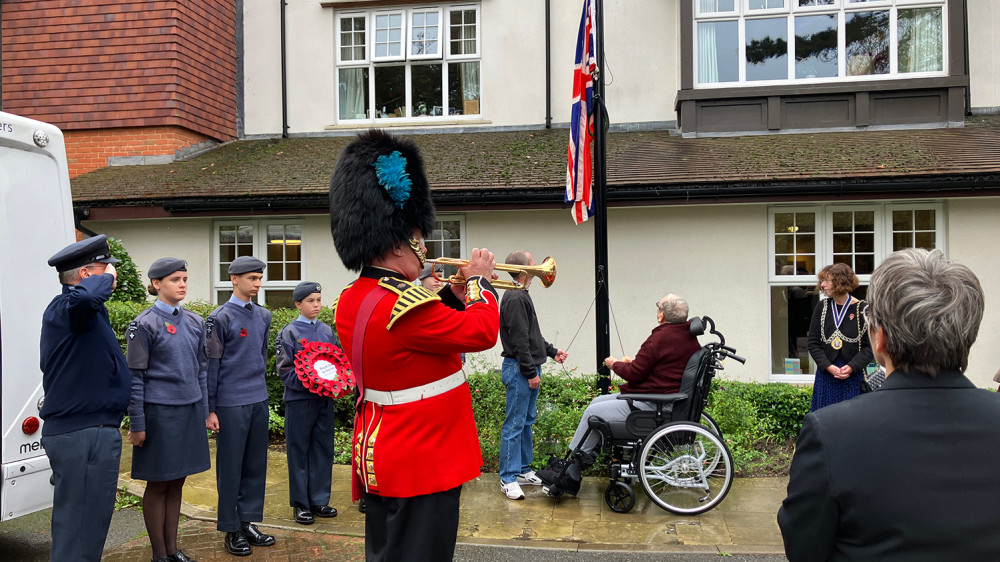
[810,359,862,412]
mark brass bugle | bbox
[428,256,557,290]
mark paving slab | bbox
[115,434,789,558]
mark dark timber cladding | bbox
[676,0,968,137]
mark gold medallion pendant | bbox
[831,336,843,350]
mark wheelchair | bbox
[541,316,745,515]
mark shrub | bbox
[106,237,147,303]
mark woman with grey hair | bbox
[807,263,874,411]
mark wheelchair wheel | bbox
[638,422,733,515]
[604,481,636,513]
[699,412,721,436]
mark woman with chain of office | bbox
[807,263,874,411]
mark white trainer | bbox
[501,480,525,500]
[517,471,543,486]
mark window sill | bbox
[325,118,493,130]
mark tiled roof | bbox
[71,116,1000,208]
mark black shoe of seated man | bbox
[224,531,252,557]
[169,550,197,562]
[294,507,315,525]
[240,523,276,547]
[311,504,338,518]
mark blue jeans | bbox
[499,357,540,484]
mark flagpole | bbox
[592,0,611,394]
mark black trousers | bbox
[215,400,268,531]
[284,398,335,508]
[365,485,462,562]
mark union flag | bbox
[565,0,597,224]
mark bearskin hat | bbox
[329,129,435,271]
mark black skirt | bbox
[131,401,211,482]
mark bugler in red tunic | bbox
[334,267,499,500]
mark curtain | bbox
[460,62,480,114]
[698,22,719,84]
[339,68,366,120]
[902,9,941,73]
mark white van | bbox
[0,111,75,520]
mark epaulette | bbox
[377,277,440,330]
[331,282,354,325]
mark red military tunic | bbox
[334,266,499,500]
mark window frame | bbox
[692,0,949,88]
[213,218,305,306]
[334,3,482,124]
[767,201,945,381]
[408,7,444,60]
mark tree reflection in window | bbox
[795,14,837,78]
[746,18,787,81]
[846,10,889,76]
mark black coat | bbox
[778,369,1000,561]
[807,298,873,376]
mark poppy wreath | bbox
[293,340,356,398]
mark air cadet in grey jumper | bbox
[205,256,275,557]
[126,257,210,562]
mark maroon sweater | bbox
[613,320,701,394]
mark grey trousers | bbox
[215,400,268,531]
[568,393,658,455]
[42,426,122,562]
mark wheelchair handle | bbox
[723,351,746,364]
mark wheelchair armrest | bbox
[616,393,687,404]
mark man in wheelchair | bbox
[537,293,702,495]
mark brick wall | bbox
[65,126,209,178]
[2,0,237,144]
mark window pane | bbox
[892,210,913,230]
[411,64,442,117]
[375,13,403,58]
[749,0,784,10]
[286,262,302,280]
[892,232,912,250]
[914,209,935,230]
[237,225,253,244]
[795,14,838,79]
[797,234,814,253]
[412,11,439,56]
[899,9,942,73]
[269,264,284,281]
[746,18,788,81]
[846,11,889,76]
[374,66,406,118]
[699,0,735,13]
[340,17,365,61]
[799,0,834,5]
[220,225,235,244]
[855,211,874,231]
[833,233,852,253]
[449,9,477,55]
[448,62,479,115]
[265,290,294,309]
[220,245,235,263]
[771,286,818,375]
[914,232,935,250]
[267,243,283,262]
[855,254,875,274]
[774,213,793,233]
[339,67,370,120]
[855,233,874,253]
[832,211,852,232]
[697,21,738,84]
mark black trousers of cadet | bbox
[215,400,268,532]
[364,485,462,562]
[284,398,335,509]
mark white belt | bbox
[364,369,468,406]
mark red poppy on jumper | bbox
[166,324,177,335]
[240,328,248,338]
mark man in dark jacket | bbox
[498,250,567,500]
[40,234,130,562]
[778,248,1000,561]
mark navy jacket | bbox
[39,273,130,436]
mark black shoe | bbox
[311,504,338,518]
[169,551,197,562]
[358,499,366,514]
[294,507,315,525]
[240,523,276,547]
[224,531,252,557]
[153,557,172,562]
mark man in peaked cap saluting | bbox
[205,255,275,556]
[329,129,499,561]
[40,234,129,562]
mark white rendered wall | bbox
[83,218,214,304]
[967,1,1000,111]
[241,0,683,135]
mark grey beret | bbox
[47,234,121,273]
[148,257,187,280]
[293,281,322,302]
[417,263,438,281]
[228,256,266,275]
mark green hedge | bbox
[105,301,812,475]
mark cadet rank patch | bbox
[377,277,440,330]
